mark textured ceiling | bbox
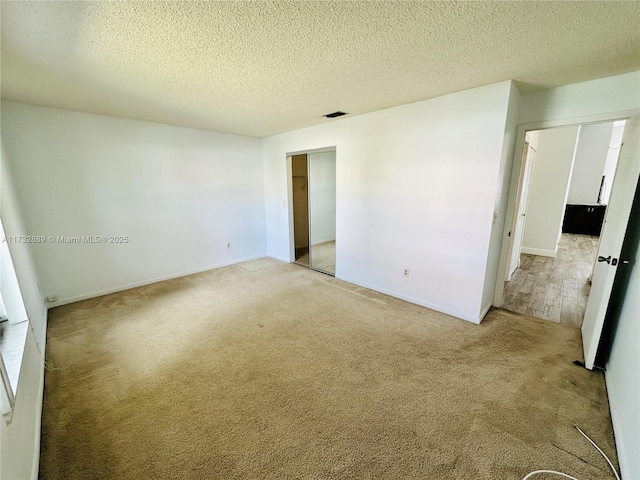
[1,1,639,137]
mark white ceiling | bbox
[1,1,639,138]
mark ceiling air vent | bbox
[324,111,348,118]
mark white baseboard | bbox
[31,339,46,480]
[335,274,482,324]
[479,303,493,322]
[48,253,267,308]
[311,237,336,246]
[267,253,291,263]
[606,373,634,480]
[521,246,557,258]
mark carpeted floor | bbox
[296,240,336,274]
[40,258,617,479]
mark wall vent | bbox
[324,111,347,118]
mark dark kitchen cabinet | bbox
[562,204,606,236]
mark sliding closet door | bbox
[291,154,310,266]
[308,151,336,274]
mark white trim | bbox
[479,303,493,322]
[267,254,290,263]
[520,247,557,257]
[519,110,638,133]
[47,254,267,307]
[30,333,46,480]
[336,274,482,324]
[311,237,336,246]
[286,145,337,156]
[607,373,633,480]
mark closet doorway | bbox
[289,148,336,275]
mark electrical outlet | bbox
[404,268,409,277]
[46,295,58,303]
[226,243,231,249]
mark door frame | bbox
[506,139,534,281]
[494,109,638,308]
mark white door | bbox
[582,113,640,370]
[509,143,536,278]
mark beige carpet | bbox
[41,258,617,479]
[297,240,336,274]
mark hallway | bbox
[503,233,599,328]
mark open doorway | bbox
[288,148,336,275]
[502,120,626,327]
[291,154,310,266]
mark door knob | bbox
[598,255,612,264]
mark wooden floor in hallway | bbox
[503,233,600,328]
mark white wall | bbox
[567,122,613,205]
[1,102,267,306]
[1,140,49,480]
[605,238,640,480]
[521,126,579,257]
[518,71,640,125]
[601,121,626,205]
[264,81,515,323]
[480,82,521,316]
[309,151,336,245]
